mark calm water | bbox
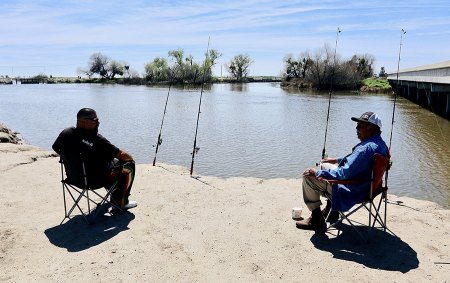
[1,83,449,208]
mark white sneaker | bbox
[123,200,137,210]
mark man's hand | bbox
[302,167,317,177]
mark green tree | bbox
[184,54,201,83]
[226,53,251,81]
[201,49,222,82]
[168,49,185,82]
[356,54,375,78]
[144,57,169,82]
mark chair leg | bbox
[341,213,367,242]
[60,180,123,225]
[61,184,93,225]
[363,197,398,238]
[384,193,388,232]
[83,181,121,223]
[326,205,368,242]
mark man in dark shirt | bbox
[53,108,137,210]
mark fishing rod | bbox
[152,68,175,166]
[321,27,341,160]
[389,28,406,150]
[190,37,211,175]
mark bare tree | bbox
[88,53,110,78]
[307,45,329,89]
[77,67,94,79]
[108,60,125,79]
[283,51,312,79]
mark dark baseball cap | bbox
[76,108,98,120]
[351,111,382,128]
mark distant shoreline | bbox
[0,76,282,85]
[1,76,392,94]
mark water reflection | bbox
[229,83,247,92]
[0,83,448,208]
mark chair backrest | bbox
[370,153,390,196]
[60,152,87,188]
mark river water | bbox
[1,83,449,208]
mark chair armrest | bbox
[317,177,361,185]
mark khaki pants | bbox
[302,163,337,211]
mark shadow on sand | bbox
[310,223,419,273]
[44,211,135,252]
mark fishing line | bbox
[190,37,211,176]
[419,81,449,143]
[321,27,341,160]
[389,28,406,150]
[152,68,176,166]
[384,29,406,211]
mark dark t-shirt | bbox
[53,127,120,188]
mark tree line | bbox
[283,43,378,90]
[76,44,381,89]
[77,50,254,83]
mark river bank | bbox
[0,134,449,281]
[280,77,393,93]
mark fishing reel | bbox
[152,136,163,147]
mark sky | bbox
[1,0,449,78]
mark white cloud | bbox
[0,0,449,76]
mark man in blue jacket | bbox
[296,111,389,231]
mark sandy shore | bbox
[0,143,449,282]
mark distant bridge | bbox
[387,60,450,119]
[17,78,46,84]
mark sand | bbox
[0,143,449,282]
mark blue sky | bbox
[1,0,449,77]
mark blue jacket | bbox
[315,134,389,212]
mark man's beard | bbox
[79,126,98,135]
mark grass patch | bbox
[362,78,391,90]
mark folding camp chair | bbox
[322,153,396,241]
[59,154,122,225]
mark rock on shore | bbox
[0,123,23,144]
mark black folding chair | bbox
[59,154,122,224]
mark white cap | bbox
[351,111,382,128]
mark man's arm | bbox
[316,146,372,180]
[116,150,134,162]
[52,132,64,154]
[321,157,338,164]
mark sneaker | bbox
[123,200,137,210]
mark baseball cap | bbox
[351,111,382,128]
